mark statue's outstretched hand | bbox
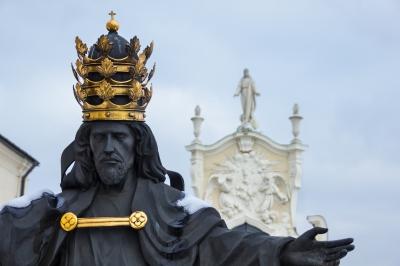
[280,227,354,266]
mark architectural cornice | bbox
[0,134,39,166]
[186,130,307,155]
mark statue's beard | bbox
[96,161,128,186]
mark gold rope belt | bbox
[60,211,148,232]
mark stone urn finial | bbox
[191,105,204,143]
[289,103,303,143]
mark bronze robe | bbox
[0,178,292,266]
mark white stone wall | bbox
[0,142,34,204]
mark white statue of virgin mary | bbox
[234,68,260,129]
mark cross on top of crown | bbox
[108,10,116,20]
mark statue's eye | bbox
[92,134,105,141]
[114,133,127,140]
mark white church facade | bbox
[0,134,39,204]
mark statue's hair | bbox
[61,121,166,190]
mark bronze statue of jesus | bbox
[0,12,354,266]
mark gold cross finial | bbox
[108,10,116,20]
[106,10,119,32]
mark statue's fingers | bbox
[300,227,328,240]
[325,249,348,262]
[321,238,353,248]
[346,244,355,252]
[327,244,355,254]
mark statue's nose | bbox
[104,135,114,154]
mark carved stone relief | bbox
[205,151,293,234]
[187,101,327,238]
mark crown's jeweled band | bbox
[60,211,148,232]
[82,110,145,121]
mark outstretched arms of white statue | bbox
[280,227,355,266]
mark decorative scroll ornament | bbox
[142,42,154,64]
[144,84,153,102]
[75,37,88,57]
[74,83,87,101]
[131,53,148,82]
[96,80,115,100]
[97,58,117,78]
[128,36,141,57]
[71,11,156,121]
[96,35,113,56]
[75,59,88,78]
[147,63,156,83]
[130,80,143,100]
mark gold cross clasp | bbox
[60,211,148,232]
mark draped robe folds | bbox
[0,178,293,266]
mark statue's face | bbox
[89,122,135,186]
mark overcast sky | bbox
[1,1,399,265]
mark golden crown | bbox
[72,11,155,121]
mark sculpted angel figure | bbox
[257,175,289,224]
[216,175,241,218]
[234,68,260,128]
